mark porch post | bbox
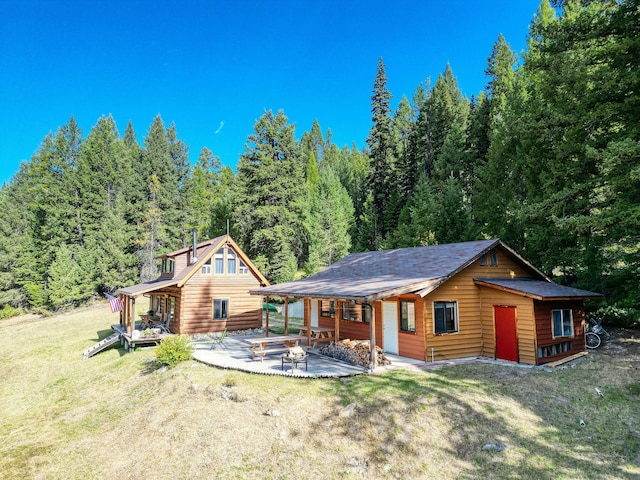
[284,297,289,335]
[265,295,270,337]
[119,295,124,328]
[129,297,135,335]
[369,302,377,372]
[305,299,311,346]
[334,299,339,344]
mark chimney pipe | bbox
[192,229,198,264]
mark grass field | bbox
[1,303,639,479]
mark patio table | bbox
[246,334,306,361]
[298,326,335,348]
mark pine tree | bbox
[305,167,354,274]
[183,147,222,235]
[365,57,395,248]
[232,110,306,283]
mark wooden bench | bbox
[247,335,306,361]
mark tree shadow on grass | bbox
[318,347,640,479]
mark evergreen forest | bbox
[0,0,637,326]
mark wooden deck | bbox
[111,324,172,352]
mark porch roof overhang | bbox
[116,278,180,298]
[473,278,603,301]
[249,276,444,303]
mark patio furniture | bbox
[282,346,308,371]
[209,328,227,350]
[298,326,336,348]
[247,334,306,361]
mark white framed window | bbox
[552,309,573,338]
[400,301,416,332]
[434,301,458,334]
[239,259,249,274]
[227,249,237,274]
[201,258,212,274]
[213,298,229,320]
[214,248,224,274]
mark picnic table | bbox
[298,326,336,348]
[247,334,306,361]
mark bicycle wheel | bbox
[585,332,601,349]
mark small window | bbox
[362,304,372,324]
[213,299,228,320]
[214,248,224,274]
[239,259,249,274]
[480,250,498,266]
[552,309,573,338]
[320,300,335,318]
[227,250,237,274]
[201,258,211,274]
[400,301,416,332]
[434,301,458,334]
[162,258,174,274]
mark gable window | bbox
[434,301,458,334]
[227,250,237,274]
[213,299,228,320]
[480,250,498,266]
[162,258,174,274]
[201,258,212,274]
[552,309,573,338]
[400,301,416,332]
[320,300,335,318]
[214,248,224,274]
[239,259,249,274]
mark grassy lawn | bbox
[1,303,639,479]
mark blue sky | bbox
[0,0,542,185]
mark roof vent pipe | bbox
[192,228,198,264]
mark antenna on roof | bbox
[226,219,230,237]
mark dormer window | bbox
[227,250,237,274]
[214,248,224,274]
[162,258,174,274]
[201,258,212,274]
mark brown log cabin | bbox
[116,235,269,337]
[250,239,602,368]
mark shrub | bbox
[155,335,192,368]
[0,305,20,320]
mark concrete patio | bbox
[191,334,427,378]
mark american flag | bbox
[106,293,124,313]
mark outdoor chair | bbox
[281,346,307,371]
[209,328,227,350]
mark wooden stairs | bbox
[82,332,121,360]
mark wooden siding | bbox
[177,268,262,334]
[385,294,426,360]
[476,286,536,364]
[317,300,383,346]
[423,247,538,363]
[534,300,585,364]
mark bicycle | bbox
[585,317,610,349]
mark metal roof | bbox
[473,278,603,300]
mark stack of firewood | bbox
[319,339,391,367]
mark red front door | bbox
[495,306,518,362]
